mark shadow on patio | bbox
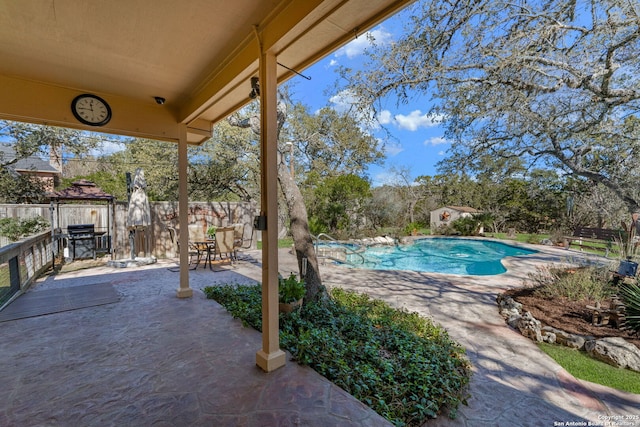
[3,245,639,426]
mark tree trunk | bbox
[228,103,325,302]
[277,160,324,302]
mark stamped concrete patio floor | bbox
[2,244,639,426]
[1,255,388,427]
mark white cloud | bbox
[383,141,404,156]
[372,171,398,187]
[438,150,447,156]
[424,136,449,146]
[335,28,393,59]
[328,59,338,67]
[394,110,440,131]
[329,90,357,113]
[377,110,393,125]
[328,90,379,131]
[375,110,446,132]
[90,139,126,157]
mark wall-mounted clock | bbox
[71,94,112,126]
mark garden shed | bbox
[430,206,479,233]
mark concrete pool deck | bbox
[303,243,640,426]
[2,243,639,426]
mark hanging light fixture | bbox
[249,77,260,99]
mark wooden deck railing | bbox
[0,231,54,307]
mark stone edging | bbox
[496,294,640,372]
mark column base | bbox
[256,349,286,372]
[176,287,193,298]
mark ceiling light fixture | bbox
[249,77,260,99]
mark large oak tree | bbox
[342,0,640,213]
[228,94,382,302]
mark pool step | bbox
[317,246,347,262]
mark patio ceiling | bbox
[0,0,412,144]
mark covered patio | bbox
[0,0,413,372]
[3,245,639,426]
[0,253,390,426]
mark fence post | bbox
[9,256,20,294]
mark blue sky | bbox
[287,9,449,186]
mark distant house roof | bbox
[0,144,59,174]
[50,179,114,201]
[443,206,479,213]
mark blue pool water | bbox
[344,238,537,276]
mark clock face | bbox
[71,94,112,126]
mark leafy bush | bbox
[203,285,262,328]
[620,281,640,333]
[278,273,306,303]
[403,222,423,236]
[451,216,479,236]
[307,216,328,236]
[0,216,49,242]
[528,264,615,302]
[549,229,566,245]
[204,284,471,426]
[434,223,456,236]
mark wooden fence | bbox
[0,201,257,259]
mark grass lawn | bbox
[257,237,293,249]
[484,232,550,243]
[538,342,640,394]
[485,232,620,257]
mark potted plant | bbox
[206,226,216,239]
[278,273,306,313]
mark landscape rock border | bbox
[497,294,640,372]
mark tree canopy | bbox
[283,104,384,179]
[341,0,640,212]
[0,120,98,170]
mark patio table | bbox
[194,239,216,270]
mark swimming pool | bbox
[342,237,537,276]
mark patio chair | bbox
[167,226,201,270]
[213,226,237,265]
[187,224,210,269]
[230,223,253,260]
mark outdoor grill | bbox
[67,224,96,260]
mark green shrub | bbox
[203,285,262,328]
[529,264,615,302]
[620,281,640,333]
[434,223,456,236]
[403,222,423,236]
[278,273,306,303]
[308,216,328,236]
[204,284,471,425]
[0,216,49,242]
[451,216,479,236]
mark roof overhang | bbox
[0,0,412,144]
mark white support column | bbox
[255,49,286,372]
[176,124,193,298]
